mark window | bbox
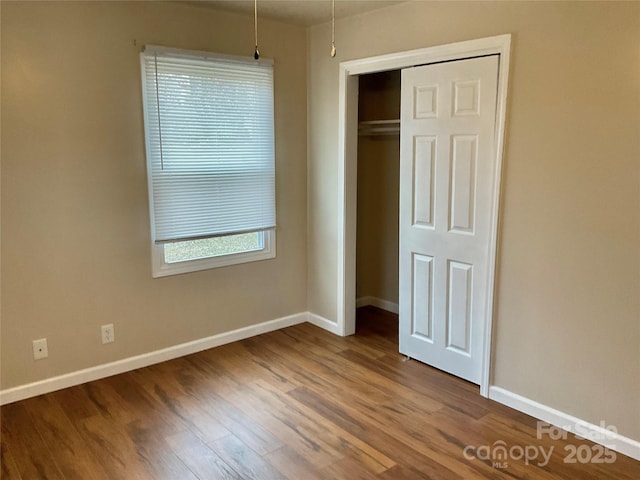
[140,46,276,277]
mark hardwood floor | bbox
[2,306,639,479]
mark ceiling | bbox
[184,0,406,27]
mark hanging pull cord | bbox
[254,0,259,59]
[330,0,336,58]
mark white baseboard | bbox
[356,296,399,314]
[8,316,637,464]
[489,386,640,461]
[306,312,343,336]
[0,312,307,406]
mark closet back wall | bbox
[356,71,400,307]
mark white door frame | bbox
[336,34,511,397]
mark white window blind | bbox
[140,46,276,244]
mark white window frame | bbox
[151,230,275,277]
[140,46,276,278]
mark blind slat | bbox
[140,48,275,243]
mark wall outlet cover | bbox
[33,338,48,360]
[101,324,115,344]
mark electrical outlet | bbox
[33,338,48,360]
[101,324,115,344]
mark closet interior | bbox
[356,69,401,322]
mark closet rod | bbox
[358,119,400,136]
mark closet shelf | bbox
[358,119,400,136]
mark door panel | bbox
[446,260,472,354]
[411,253,434,341]
[399,55,499,384]
[412,136,436,227]
[449,135,477,233]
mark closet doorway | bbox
[355,70,401,353]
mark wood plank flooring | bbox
[2,306,639,479]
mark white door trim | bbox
[336,34,511,397]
